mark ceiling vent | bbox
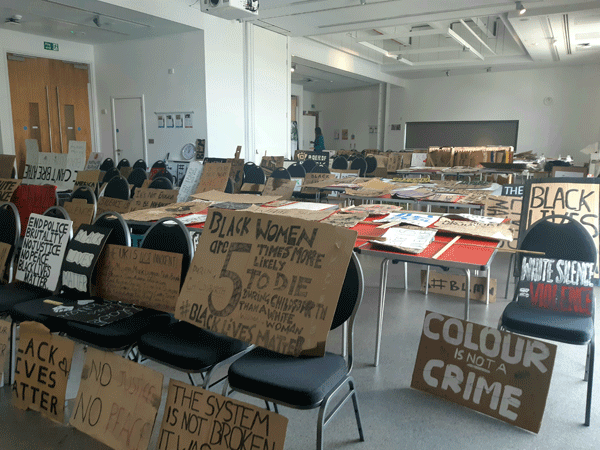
[4,15,22,26]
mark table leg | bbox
[463,269,471,320]
[404,262,408,290]
[374,258,389,367]
[424,265,430,295]
[486,267,491,304]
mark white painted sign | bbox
[177,160,203,202]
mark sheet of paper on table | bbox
[277,202,337,211]
[374,212,440,227]
[177,213,208,225]
[444,213,505,224]
[372,228,437,254]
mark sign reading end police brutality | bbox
[175,209,357,356]
[411,311,557,433]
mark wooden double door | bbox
[7,54,92,177]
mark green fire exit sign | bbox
[44,41,59,51]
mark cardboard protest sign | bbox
[119,166,133,180]
[42,300,142,327]
[516,256,595,316]
[192,190,280,204]
[420,270,497,303]
[239,183,266,194]
[158,380,288,450]
[227,155,244,193]
[165,160,189,187]
[321,211,368,228]
[245,204,336,222]
[28,152,72,189]
[0,319,10,387]
[262,178,295,199]
[13,322,74,423]
[16,213,72,291]
[121,201,211,223]
[177,160,203,202]
[97,244,182,313]
[501,184,524,197]
[295,150,329,167]
[0,155,15,178]
[300,173,335,194]
[60,224,112,297]
[195,162,231,194]
[131,188,178,211]
[484,195,522,250]
[85,153,103,171]
[411,311,557,433]
[70,347,163,450]
[260,156,284,177]
[0,178,21,202]
[65,141,87,189]
[74,170,102,192]
[433,217,513,241]
[0,241,11,282]
[63,198,95,233]
[22,140,39,181]
[175,209,357,356]
[96,197,132,215]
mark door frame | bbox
[110,95,148,165]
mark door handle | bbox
[56,86,64,153]
[45,86,53,152]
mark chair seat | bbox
[138,321,250,371]
[9,296,76,326]
[228,347,348,408]
[0,283,52,313]
[502,302,594,345]
[60,308,171,350]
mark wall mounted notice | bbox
[175,209,357,356]
[16,213,72,291]
[13,322,74,423]
[158,380,288,450]
[97,244,182,313]
[70,347,163,450]
[411,311,557,433]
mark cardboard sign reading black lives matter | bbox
[13,322,74,423]
[60,224,112,297]
[411,311,557,433]
[516,256,595,316]
[175,209,357,356]
[158,380,288,450]
[16,214,71,292]
[70,347,163,450]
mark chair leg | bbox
[585,338,594,426]
[349,377,365,442]
[505,253,515,299]
[10,321,18,385]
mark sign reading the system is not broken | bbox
[175,209,357,356]
[411,311,557,433]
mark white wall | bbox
[393,65,600,164]
[94,31,207,163]
[0,29,95,156]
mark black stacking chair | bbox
[347,155,357,162]
[102,175,130,200]
[332,156,348,170]
[350,158,367,177]
[151,160,167,171]
[127,167,148,197]
[99,157,115,171]
[301,159,317,174]
[225,178,235,194]
[271,167,291,180]
[116,159,131,170]
[243,162,266,184]
[101,167,121,185]
[311,165,330,174]
[499,215,597,426]
[133,159,147,170]
[0,203,20,283]
[224,253,365,450]
[69,186,97,222]
[365,155,377,174]
[155,170,174,184]
[148,177,174,190]
[288,162,306,178]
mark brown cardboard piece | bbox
[121,201,211,222]
[0,318,10,387]
[420,270,497,303]
[0,155,16,178]
[260,156,284,177]
[74,170,102,192]
[63,198,95,233]
[240,183,266,194]
[174,209,357,356]
[96,197,132,215]
[484,195,522,250]
[195,162,232,194]
[191,190,281,204]
[70,347,163,450]
[227,151,244,193]
[158,379,288,450]
[262,177,296,199]
[300,173,336,194]
[13,322,74,423]
[0,178,21,202]
[119,166,133,179]
[130,187,178,211]
[357,178,397,192]
[96,244,182,313]
[322,211,369,228]
[433,217,513,241]
[0,242,11,282]
[386,153,401,173]
[411,311,557,433]
[245,204,336,222]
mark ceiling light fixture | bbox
[445,70,450,77]
[360,0,366,5]
[516,1,526,15]
[291,64,296,72]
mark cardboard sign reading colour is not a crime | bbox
[411,311,557,433]
[175,209,357,356]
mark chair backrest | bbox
[12,184,57,236]
[0,202,21,282]
[151,160,167,170]
[350,158,367,176]
[102,176,131,200]
[127,167,148,188]
[70,186,96,205]
[43,205,71,221]
[148,177,174,190]
[301,159,317,174]
[99,158,115,171]
[243,162,266,184]
[271,167,291,180]
[332,156,348,170]
[365,155,377,174]
[102,167,121,184]
[93,211,132,247]
[141,218,194,286]
[155,171,174,183]
[311,165,330,174]
[116,158,131,169]
[225,178,234,194]
[133,159,147,170]
[287,162,306,178]
[348,155,357,162]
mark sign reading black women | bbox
[15,214,72,291]
[516,256,595,316]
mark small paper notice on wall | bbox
[184,113,193,128]
[158,115,165,128]
[175,114,183,128]
[166,115,174,128]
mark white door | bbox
[112,97,147,164]
[302,115,316,150]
